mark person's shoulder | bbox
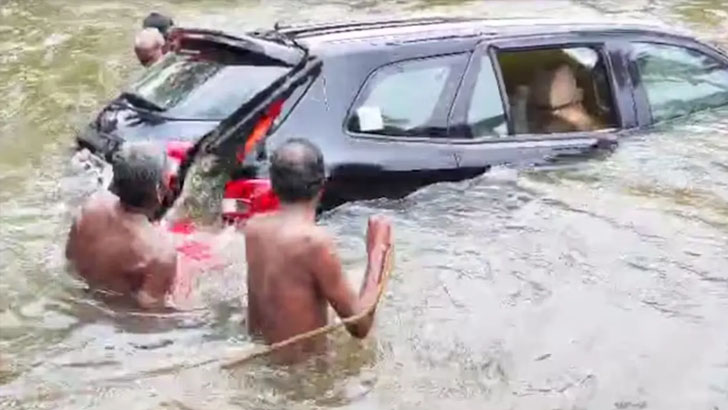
[73,190,117,222]
[243,213,270,238]
[300,225,334,254]
[82,190,117,212]
[297,226,339,273]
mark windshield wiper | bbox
[120,91,165,112]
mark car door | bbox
[324,51,476,205]
[445,34,637,173]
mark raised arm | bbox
[309,216,391,338]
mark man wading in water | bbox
[133,12,174,67]
[134,28,165,67]
[244,138,392,363]
[66,143,177,309]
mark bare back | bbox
[244,209,391,363]
[66,191,176,307]
[244,213,331,354]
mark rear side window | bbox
[129,52,289,120]
[347,54,468,138]
[630,42,728,122]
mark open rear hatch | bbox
[158,28,323,216]
[77,27,317,159]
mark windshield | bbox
[128,52,290,120]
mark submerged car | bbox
[76,17,728,222]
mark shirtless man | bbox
[244,138,392,363]
[66,143,177,309]
[134,28,165,67]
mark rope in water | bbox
[95,245,395,384]
[220,244,395,369]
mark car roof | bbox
[270,16,693,53]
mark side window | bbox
[461,56,508,138]
[630,42,728,122]
[347,53,468,138]
[496,46,617,135]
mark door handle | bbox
[452,152,462,167]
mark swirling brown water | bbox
[2,0,728,409]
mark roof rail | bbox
[274,16,475,38]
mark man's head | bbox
[111,142,169,213]
[134,28,165,67]
[270,139,326,204]
[142,12,174,39]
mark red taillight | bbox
[164,141,193,189]
[222,100,285,224]
[235,99,285,163]
[222,179,279,223]
[167,141,194,162]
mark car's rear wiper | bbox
[120,91,165,112]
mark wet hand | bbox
[366,215,392,283]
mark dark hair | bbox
[142,12,174,38]
[270,138,325,203]
[110,143,167,208]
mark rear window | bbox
[128,52,289,120]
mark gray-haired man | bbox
[134,28,165,67]
[66,143,177,308]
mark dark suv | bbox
[76,17,728,222]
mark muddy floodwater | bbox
[3,0,728,409]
